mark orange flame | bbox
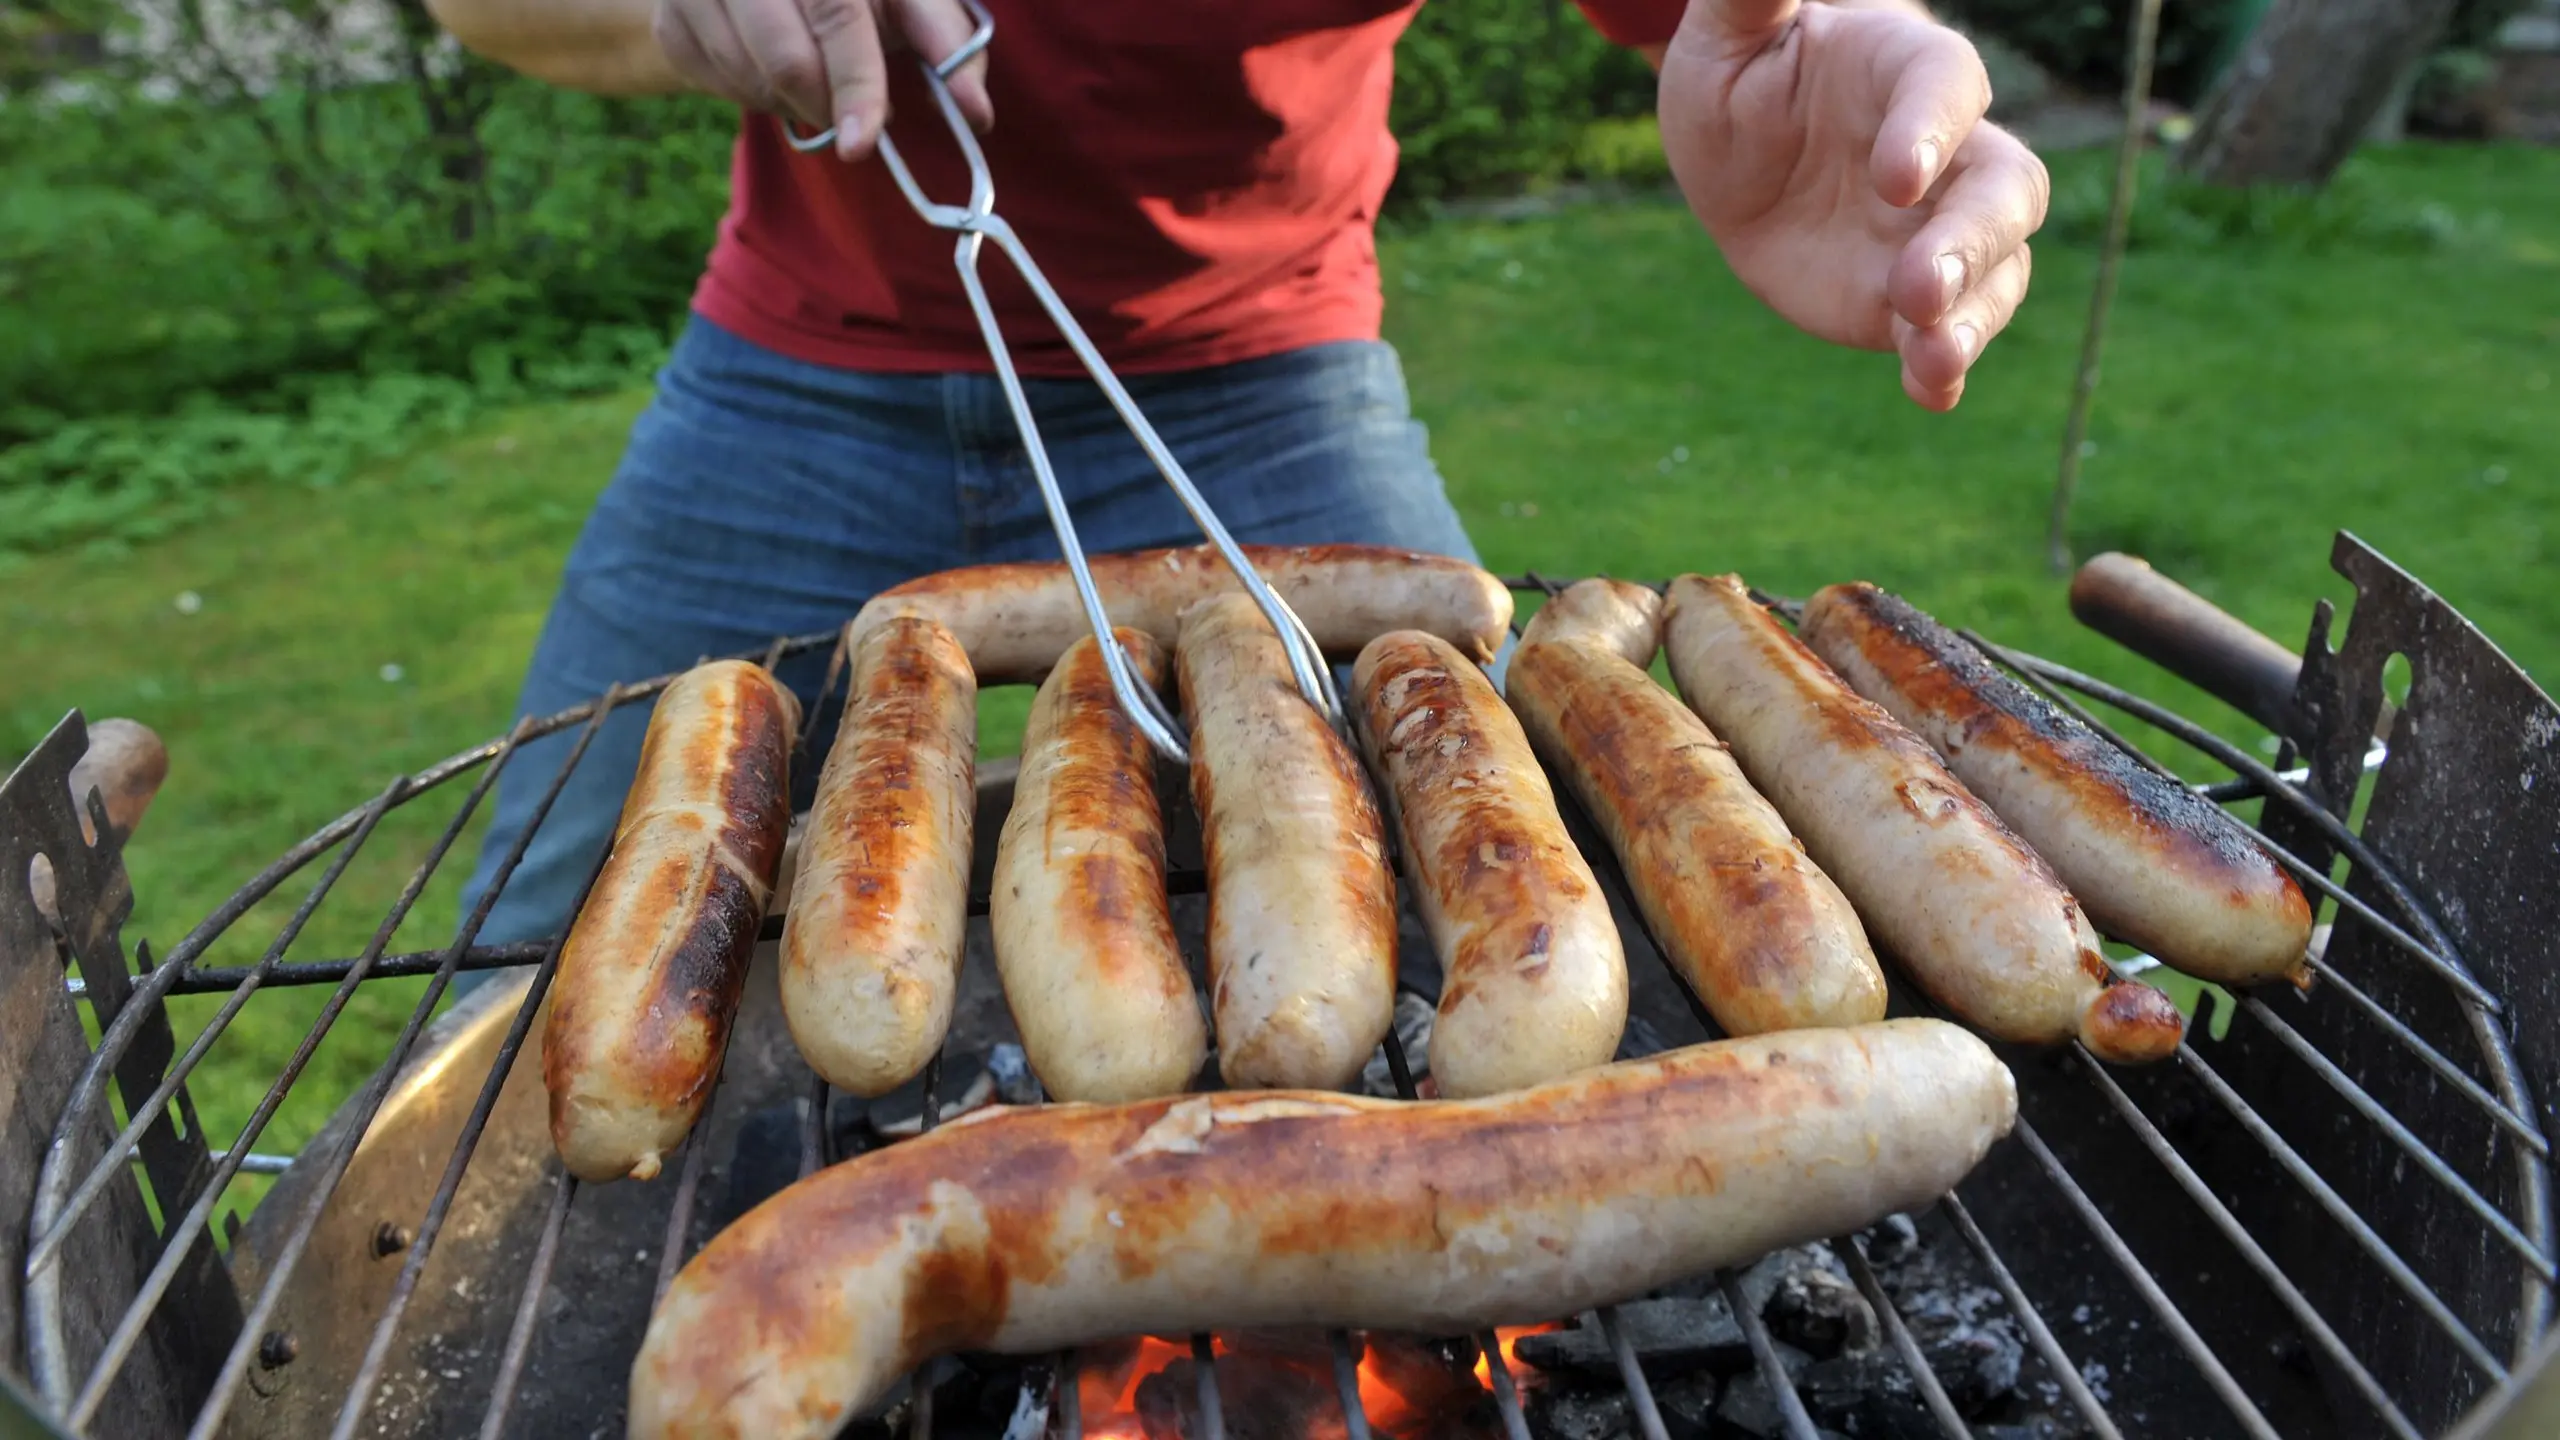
[1076,1326,1555,1438]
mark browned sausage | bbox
[1660,574,2185,1064]
[1352,629,1627,1098]
[1177,592,1398,1091]
[1506,580,1889,1036]
[1799,582,2316,989]
[626,1018,2019,1440]
[847,543,1514,683]
[989,627,1207,1102]
[780,618,978,1098]
[542,660,799,1183]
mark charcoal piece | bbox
[1531,1388,1632,1440]
[1766,1269,1878,1359]
[1365,1331,1487,1416]
[1971,1420,2077,1440]
[1651,1371,1719,1440]
[1919,1321,2024,1414]
[1735,1243,1850,1321]
[1796,1351,1950,1440]
[1512,1299,1750,1379]
[1133,1351,1340,1440]
[1861,1213,1922,1266]
[986,1041,1041,1105]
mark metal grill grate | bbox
[12,545,2555,1440]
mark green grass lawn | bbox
[4,141,2553,1226]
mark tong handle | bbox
[778,0,994,154]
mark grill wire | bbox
[22,573,2555,1440]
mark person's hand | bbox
[652,0,993,163]
[1656,0,2049,411]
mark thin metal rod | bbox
[2174,1042,2526,1365]
[1190,1334,1226,1440]
[1720,1269,1819,1440]
[207,1150,293,1176]
[800,1073,832,1178]
[1839,1235,1971,1437]
[2012,1118,2282,1440]
[1596,1307,1672,1440]
[60,773,431,1425]
[653,1117,718,1309]
[2072,1051,2426,1439]
[2241,997,2551,1272]
[152,942,550,995]
[1328,1332,1374,1440]
[2283,967,2546,1155]
[1939,1193,2124,1440]
[477,1169,577,1440]
[1473,1333,1532,1440]
[202,702,611,1434]
[1055,1352,1082,1440]
[28,777,406,1290]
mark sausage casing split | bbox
[780,618,978,1098]
[1352,629,1626,1098]
[1660,574,2185,1064]
[542,661,799,1184]
[627,1018,2019,1440]
[1799,581,2315,989]
[849,543,1514,683]
[990,627,1207,1103]
[1177,592,1397,1091]
[1507,581,1889,1036]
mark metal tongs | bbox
[782,0,1342,765]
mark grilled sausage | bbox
[627,1018,2019,1440]
[780,618,978,1098]
[990,627,1207,1102]
[1177,592,1398,1091]
[1660,574,2185,1064]
[1507,581,1889,1036]
[848,543,1514,684]
[1799,581,2315,989]
[1352,629,1627,1098]
[541,661,798,1184]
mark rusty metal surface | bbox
[1,711,238,1435]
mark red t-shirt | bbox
[690,0,1686,377]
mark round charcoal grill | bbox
[6,530,2558,1440]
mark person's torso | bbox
[694,0,1424,377]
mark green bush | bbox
[1384,0,1660,207]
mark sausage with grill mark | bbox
[626,1018,2020,1440]
[541,660,799,1183]
[1660,574,2185,1064]
[1177,592,1398,1091]
[780,617,978,1097]
[1506,580,1889,1036]
[848,543,1514,684]
[1352,628,1626,1098]
[1799,581,2314,989]
[990,627,1207,1102]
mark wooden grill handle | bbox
[2068,553,2304,740]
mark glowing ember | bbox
[1076,1326,1556,1439]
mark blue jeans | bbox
[451,315,1480,975]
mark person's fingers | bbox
[652,2,726,96]
[1895,242,2032,410]
[889,0,993,132]
[801,0,892,160]
[722,0,832,128]
[663,0,766,106]
[1868,26,1991,210]
[1885,129,2048,330]
[1695,0,1803,46]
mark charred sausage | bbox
[627,1018,2019,1440]
[1799,581,2315,989]
[848,543,1514,684]
[541,660,798,1183]
[990,627,1207,1102]
[1352,629,1627,1098]
[1177,592,1398,1091]
[1507,581,1889,1036]
[780,617,978,1097]
[1659,574,2185,1064]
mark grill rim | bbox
[12,549,2555,1440]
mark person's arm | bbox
[424,0,686,95]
